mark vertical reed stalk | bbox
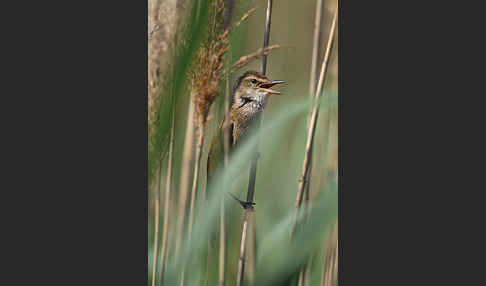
[236,210,252,286]
[236,1,274,286]
[309,0,325,98]
[176,94,195,286]
[246,213,256,283]
[297,1,325,283]
[218,68,231,286]
[151,168,161,286]
[175,92,195,263]
[180,124,203,286]
[217,4,236,283]
[297,269,305,286]
[303,0,325,223]
[261,0,273,75]
[218,198,226,286]
[159,112,175,285]
[187,126,204,241]
[290,10,337,240]
[321,223,338,286]
[304,255,314,286]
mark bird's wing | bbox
[206,118,233,190]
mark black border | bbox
[14,0,149,284]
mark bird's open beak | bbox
[260,80,285,88]
[259,80,285,95]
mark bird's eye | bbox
[250,79,258,84]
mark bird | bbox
[206,70,284,205]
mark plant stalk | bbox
[290,10,337,240]
[309,0,325,98]
[261,0,273,75]
[236,210,252,286]
[218,198,226,286]
[218,68,232,286]
[188,126,204,241]
[236,1,274,286]
[159,113,175,285]
[180,125,203,286]
[151,168,161,286]
[302,0,324,222]
[321,223,338,286]
[175,72,196,264]
[246,214,256,283]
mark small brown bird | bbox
[206,70,284,193]
[203,71,284,286]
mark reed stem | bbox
[291,10,337,240]
[175,92,195,263]
[180,124,203,286]
[321,223,338,286]
[261,0,273,75]
[309,0,324,98]
[236,210,252,286]
[159,113,175,285]
[151,168,161,286]
[236,1,274,286]
[218,67,232,286]
[218,199,226,286]
[297,0,325,282]
[188,127,204,241]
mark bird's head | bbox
[232,71,285,113]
